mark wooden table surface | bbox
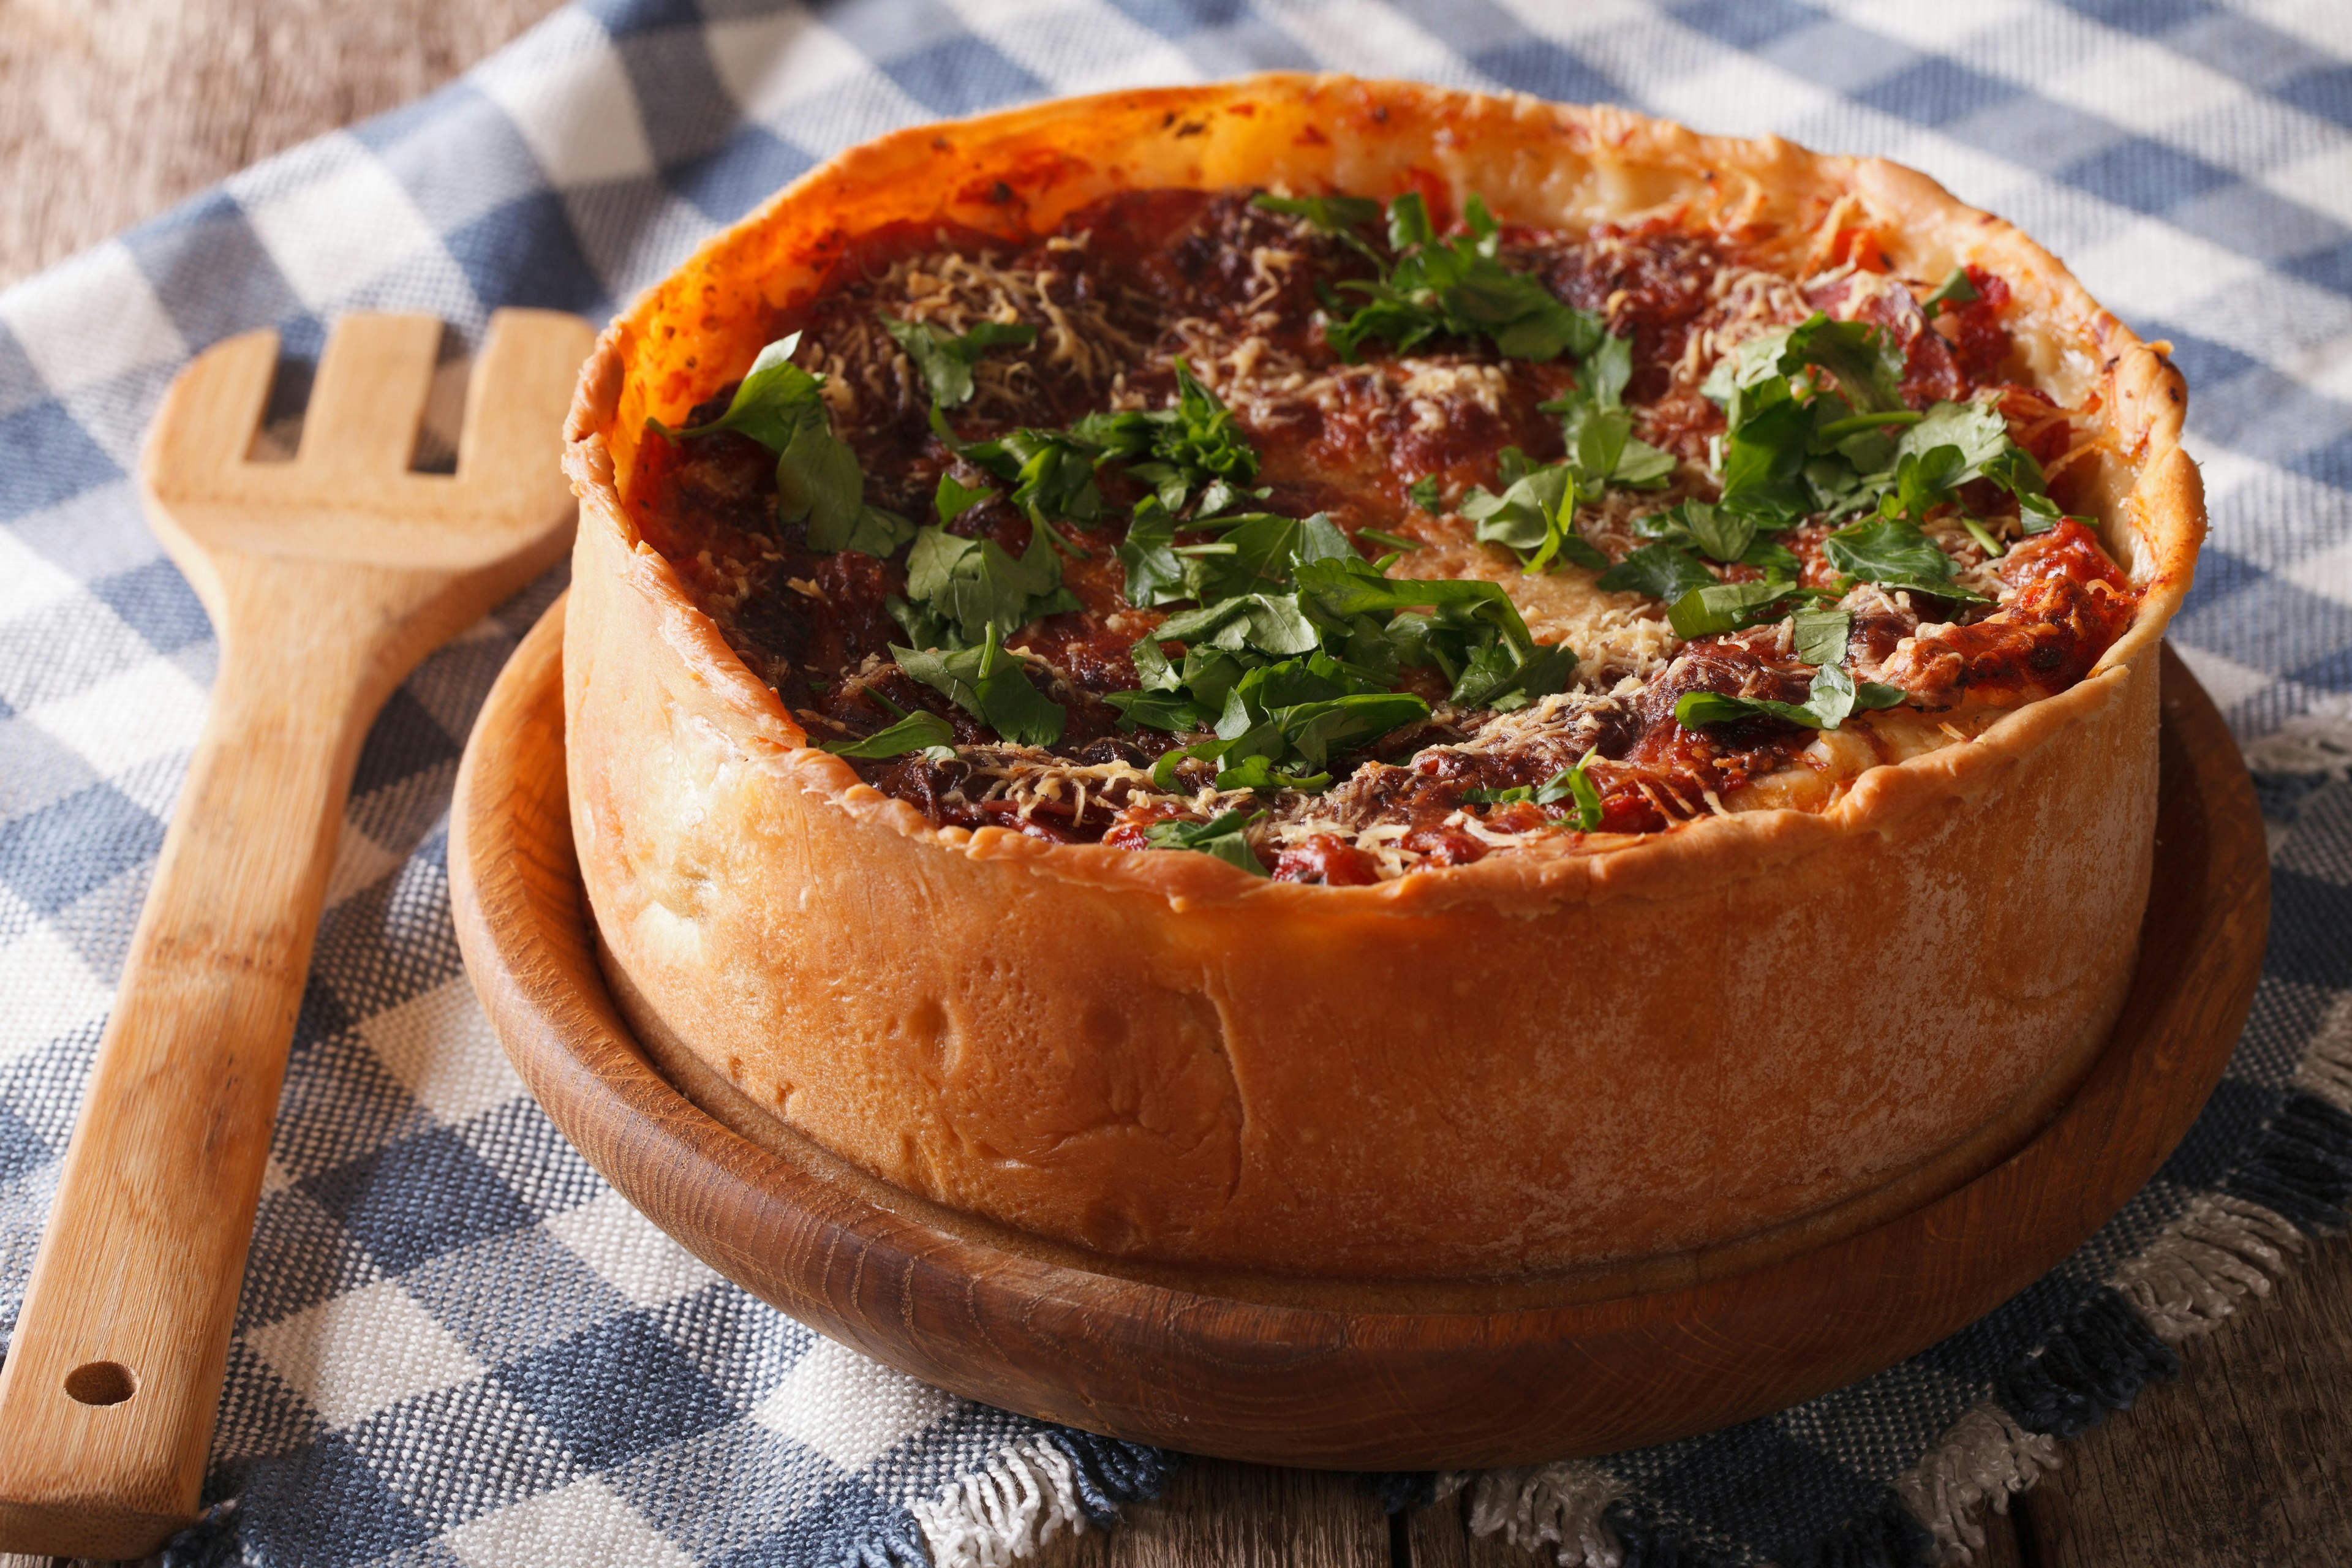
[2,4,2344,1564]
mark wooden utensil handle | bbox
[0,587,386,1559]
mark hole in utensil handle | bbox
[65,1360,135,1406]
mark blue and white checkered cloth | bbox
[3,2,2350,1565]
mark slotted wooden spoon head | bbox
[0,308,594,1560]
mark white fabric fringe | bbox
[910,1438,1091,1568]
[2298,993,2352,1116]
[1893,1403,2062,1564]
[1466,1460,1626,1567]
[2241,704,2352,776]
[2113,1193,2305,1343]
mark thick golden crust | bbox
[562,75,2203,1277]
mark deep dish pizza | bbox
[562,78,2201,1278]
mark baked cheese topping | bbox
[629,187,2138,881]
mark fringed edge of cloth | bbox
[906,1429,1179,1568]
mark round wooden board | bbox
[449,601,2269,1471]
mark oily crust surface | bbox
[562,75,2203,1278]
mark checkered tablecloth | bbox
[2,2,2349,1565]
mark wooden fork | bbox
[0,309,594,1559]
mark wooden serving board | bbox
[449,602,2268,1471]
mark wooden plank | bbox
[1032,1460,1391,1567]
[1403,1482,2035,1566]
[2014,1221,2352,1567]
[1405,1488,1536,1567]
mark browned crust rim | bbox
[561,73,2204,914]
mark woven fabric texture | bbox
[1,2,2349,1565]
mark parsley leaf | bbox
[1069,358,1259,518]
[1608,510,1806,620]
[1387,192,1436,251]
[1822,515,1988,602]
[819,709,956,759]
[1714,380,1817,523]
[1790,606,1852,668]
[813,500,919,557]
[1148,674,1430,794]
[1629,502,1795,573]
[1708,312,1905,417]
[1107,471,1578,786]
[1744,537,1805,578]
[1785,314,1907,416]
[1175,511,1352,605]
[1697,314,2074,552]
[1464,752,1604,830]
[1326,192,1604,363]
[1674,663,1904,732]
[654,332,909,557]
[1458,403,1670,575]
[1920,267,1980,317]
[894,526,1082,649]
[1544,342,1678,491]
[934,408,1105,549]
[1114,532,1577,788]
[1978,440,2069,536]
[652,333,825,451]
[1292,555,1575,710]
[892,628,1065,748]
[932,361,1263,549]
[1700,314,1931,530]
[1894,398,2010,479]
[934,472,994,525]
[1667,577,1823,638]
[1115,494,1188,608]
[1447,632,1578,711]
[1580,331,1634,409]
[1140,809,1268,876]
[1408,475,1443,514]
[1236,690,1429,771]
[1463,461,1607,572]
[1867,401,2045,541]
[1104,687,1200,731]
[879,315,1037,409]
[1153,591,1323,660]
[1596,543,1717,601]
[1561,752,1604,831]
[1683,500,1756,564]
[1879,445,1969,524]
